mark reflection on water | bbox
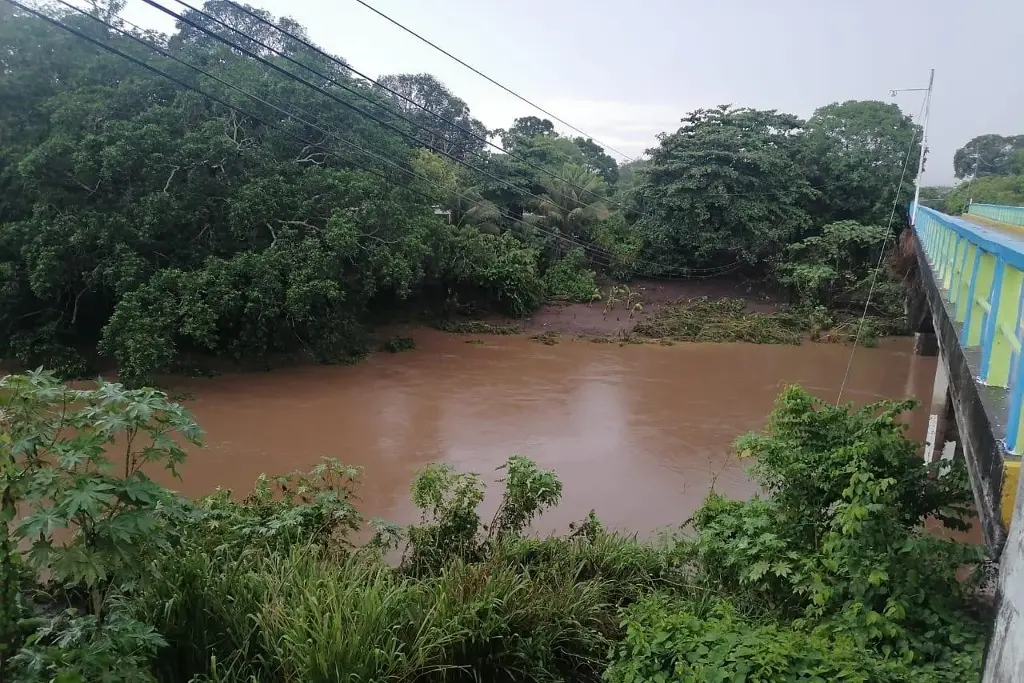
[164,331,937,536]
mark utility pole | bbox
[891,68,934,226]
[912,69,935,225]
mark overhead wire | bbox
[130,0,744,277]
[353,0,639,163]
[190,0,638,218]
[136,0,570,212]
[140,0,739,275]
[7,0,668,272]
[163,0,812,242]
[8,0,751,279]
[835,95,929,404]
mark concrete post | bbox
[914,332,939,356]
[924,360,952,463]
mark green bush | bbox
[676,386,987,674]
[542,247,600,303]
[608,596,893,683]
[382,335,416,352]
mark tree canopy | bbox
[953,133,1024,179]
[0,1,930,381]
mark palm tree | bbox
[447,187,502,234]
[533,163,608,253]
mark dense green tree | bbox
[953,133,1024,179]
[532,164,608,257]
[944,174,1024,214]
[573,137,619,185]
[802,100,921,225]
[633,106,816,268]
[378,73,489,161]
[0,3,543,381]
[498,115,556,151]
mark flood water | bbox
[166,331,938,536]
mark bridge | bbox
[910,201,1024,681]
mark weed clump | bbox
[531,331,561,345]
[381,335,416,352]
[542,247,601,303]
[634,297,806,344]
[434,319,522,335]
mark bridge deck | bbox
[961,214,1024,240]
[914,205,1024,550]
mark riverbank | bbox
[418,276,902,350]
[517,277,781,338]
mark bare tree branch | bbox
[162,165,180,194]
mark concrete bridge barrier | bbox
[913,204,1024,682]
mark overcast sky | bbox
[119,0,1022,185]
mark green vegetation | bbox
[382,335,416,352]
[635,298,805,344]
[0,1,949,381]
[944,134,1024,214]
[1,372,988,682]
[433,320,521,335]
[945,175,1024,215]
[634,297,896,347]
[541,248,600,303]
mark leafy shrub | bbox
[12,605,165,683]
[542,247,600,303]
[607,596,892,683]
[432,228,545,317]
[679,386,987,671]
[0,370,201,681]
[183,459,365,555]
[776,220,906,333]
[404,455,563,571]
[382,335,416,352]
[593,214,641,280]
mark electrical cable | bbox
[8,0,760,279]
[7,0,654,270]
[199,0,638,218]
[353,0,639,163]
[835,96,928,403]
[132,0,747,276]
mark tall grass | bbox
[140,535,660,683]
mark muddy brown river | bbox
[165,331,937,536]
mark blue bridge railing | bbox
[915,206,1024,454]
[968,202,1024,228]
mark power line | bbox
[353,0,638,163]
[132,0,740,277]
[204,2,826,229]
[154,0,842,211]
[7,1,747,279]
[835,96,928,404]
[5,0,672,273]
[137,0,565,212]
[205,0,636,217]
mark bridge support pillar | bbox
[924,361,953,463]
[914,332,939,356]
